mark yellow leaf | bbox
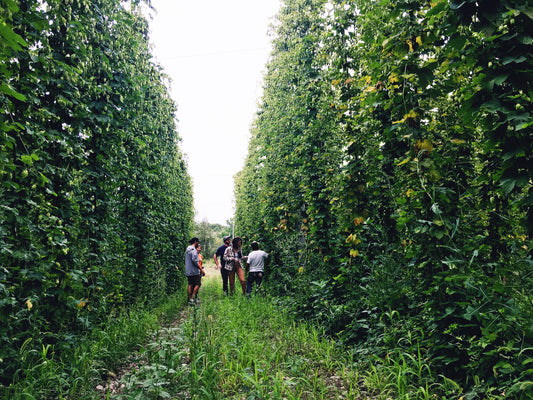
[393,110,418,125]
[350,249,360,257]
[26,299,33,310]
[416,139,434,153]
[407,39,414,51]
[450,138,465,144]
[397,158,410,166]
[416,36,423,46]
[389,73,399,83]
[406,109,418,119]
[406,188,414,197]
[354,216,365,226]
[401,73,416,81]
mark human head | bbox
[196,243,201,252]
[223,235,231,245]
[232,237,242,249]
[251,241,259,251]
[189,237,199,245]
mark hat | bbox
[223,235,231,241]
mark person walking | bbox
[185,237,204,306]
[214,235,231,295]
[246,241,269,296]
[223,237,247,295]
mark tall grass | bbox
[1,291,185,399]
[156,268,469,400]
[3,264,507,399]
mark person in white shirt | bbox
[246,241,269,296]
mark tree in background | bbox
[193,219,232,259]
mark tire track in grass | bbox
[95,265,221,399]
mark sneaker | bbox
[195,298,201,305]
[188,299,195,306]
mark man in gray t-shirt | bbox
[185,237,204,305]
[246,241,269,295]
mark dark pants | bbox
[220,266,229,294]
[246,271,263,294]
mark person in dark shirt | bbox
[213,235,231,295]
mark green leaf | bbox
[20,153,39,165]
[502,55,527,65]
[522,8,533,20]
[481,99,501,112]
[516,120,533,131]
[425,1,447,17]
[493,74,509,85]
[500,179,516,194]
[519,35,533,45]
[20,155,35,165]
[446,35,467,51]
[0,84,27,102]
[3,0,19,12]
[0,23,27,50]
[449,1,466,10]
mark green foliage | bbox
[193,219,231,258]
[107,278,474,399]
[2,291,184,399]
[1,0,193,387]
[235,0,533,397]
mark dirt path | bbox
[96,262,221,398]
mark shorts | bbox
[187,274,201,286]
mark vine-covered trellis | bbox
[235,0,532,396]
[1,0,193,381]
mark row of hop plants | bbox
[235,0,532,397]
[0,0,194,389]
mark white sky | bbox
[147,0,281,225]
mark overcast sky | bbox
[147,0,281,225]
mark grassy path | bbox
[1,263,480,399]
[99,262,460,400]
[102,263,365,399]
